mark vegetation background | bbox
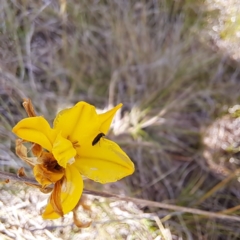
[1,0,240,239]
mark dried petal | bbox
[24,182,53,193]
[15,139,37,167]
[73,209,92,228]
[17,167,26,177]
[32,143,43,157]
[78,195,91,211]
[49,180,64,217]
[23,98,37,117]
[40,187,53,194]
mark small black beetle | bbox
[92,133,105,146]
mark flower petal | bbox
[73,139,134,183]
[42,164,83,219]
[52,132,77,168]
[98,103,122,134]
[53,102,100,144]
[49,180,64,217]
[15,139,38,167]
[12,116,56,151]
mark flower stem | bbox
[0,170,240,222]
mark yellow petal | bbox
[12,116,56,151]
[73,139,134,183]
[53,102,100,144]
[42,164,83,219]
[52,132,76,168]
[98,103,122,134]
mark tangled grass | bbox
[1,0,240,239]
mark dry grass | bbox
[1,0,240,239]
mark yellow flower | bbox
[12,100,134,219]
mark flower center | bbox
[38,152,63,173]
[72,140,80,148]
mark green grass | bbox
[1,0,240,239]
